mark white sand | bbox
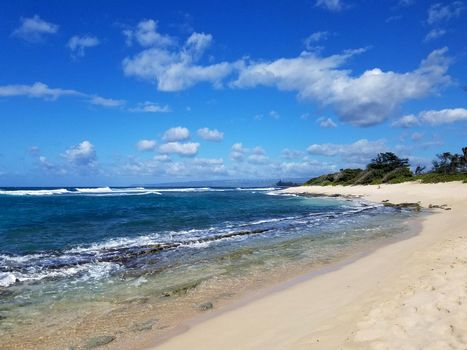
[149,182,467,350]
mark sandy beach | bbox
[150,182,467,350]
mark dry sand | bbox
[149,182,467,350]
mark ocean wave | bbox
[0,189,71,196]
[0,262,120,288]
[0,200,386,288]
[0,186,282,197]
[74,187,112,193]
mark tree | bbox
[367,152,410,173]
[415,165,426,175]
[432,148,467,174]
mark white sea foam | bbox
[0,189,70,196]
[0,272,17,287]
[0,262,120,287]
[75,187,112,193]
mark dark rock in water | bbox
[383,202,421,211]
[0,311,11,321]
[198,302,213,311]
[131,319,157,332]
[83,335,116,349]
[161,280,202,298]
[117,296,149,305]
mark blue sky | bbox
[0,0,466,186]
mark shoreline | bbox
[146,182,467,350]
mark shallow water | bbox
[0,187,415,349]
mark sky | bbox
[0,0,466,186]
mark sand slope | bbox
[150,182,467,350]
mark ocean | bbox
[0,187,415,349]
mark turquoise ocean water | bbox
[0,187,414,349]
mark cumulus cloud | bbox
[247,154,269,164]
[67,35,100,57]
[63,140,97,168]
[394,108,467,127]
[128,101,170,113]
[317,117,337,128]
[232,48,451,126]
[122,21,234,91]
[392,114,421,128]
[123,19,174,47]
[12,15,58,43]
[197,127,224,142]
[424,28,447,42]
[230,143,269,163]
[154,154,171,162]
[281,149,305,159]
[315,0,345,11]
[158,142,199,156]
[427,1,465,24]
[307,139,388,166]
[122,156,226,177]
[230,143,246,161]
[163,127,190,142]
[136,139,157,151]
[419,108,467,124]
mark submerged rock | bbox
[131,319,157,332]
[198,302,213,311]
[383,202,421,211]
[82,335,116,349]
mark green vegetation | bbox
[305,147,467,186]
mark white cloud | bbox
[305,31,330,43]
[154,154,171,162]
[12,15,58,43]
[392,114,420,128]
[0,82,124,109]
[394,108,467,126]
[424,28,447,42]
[427,1,465,25]
[230,143,246,161]
[247,154,269,164]
[419,108,467,124]
[123,19,174,47]
[281,149,304,159]
[163,127,190,142]
[317,117,337,128]
[128,101,171,113]
[0,82,81,100]
[197,127,224,142]
[304,31,330,50]
[63,140,97,168]
[272,159,337,177]
[67,35,100,57]
[315,0,345,11]
[158,142,199,156]
[307,139,388,165]
[122,23,234,91]
[89,96,126,107]
[232,48,451,126]
[230,143,269,163]
[136,139,157,151]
